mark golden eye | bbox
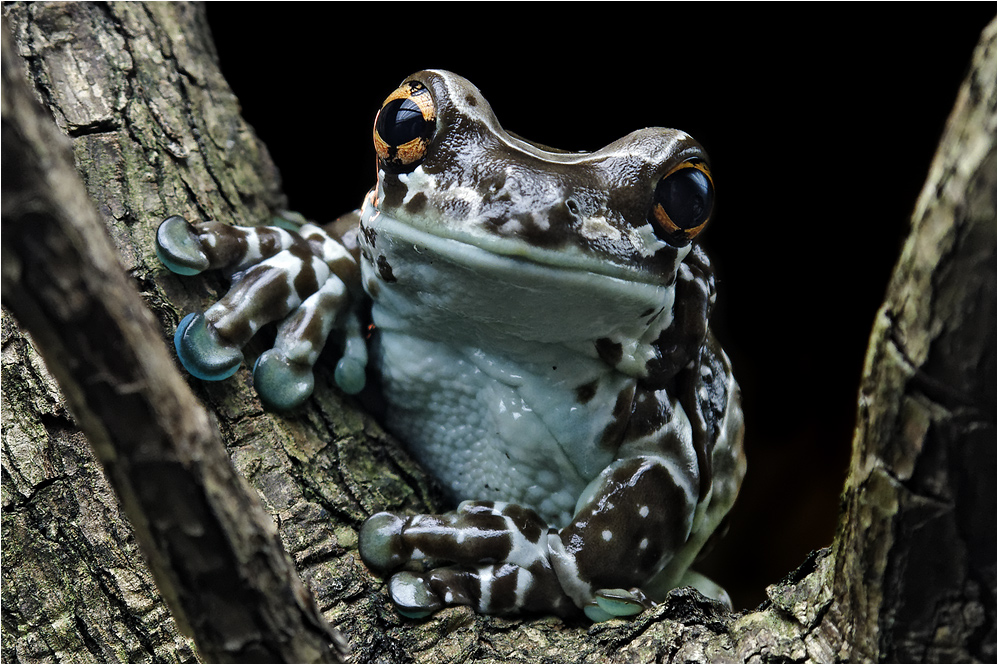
[373,81,436,172]
[648,160,714,245]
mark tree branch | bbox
[1,8,345,663]
[831,18,996,661]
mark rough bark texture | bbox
[1,3,994,663]
[1,5,347,663]
[829,19,997,661]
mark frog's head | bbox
[367,70,714,287]
[359,70,716,379]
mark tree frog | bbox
[154,70,745,622]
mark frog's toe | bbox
[252,349,315,410]
[156,215,209,276]
[258,281,368,407]
[388,571,443,619]
[584,588,651,622]
[359,512,408,573]
[174,311,243,381]
[335,356,366,395]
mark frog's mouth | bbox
[362,193,689,289]
[361,201,678,348]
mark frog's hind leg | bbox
[360,502,577,618]
[156,215,365,408]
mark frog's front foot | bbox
[156,214,366,409]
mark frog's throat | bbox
[366,208,680,311]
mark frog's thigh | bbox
[549,455,697,607]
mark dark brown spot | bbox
[361,223,378,249]
[289,243,320,296]
[623,388,673,441]
[299,300,336,347]
[405,191,428,215]
[376,255,396,282]
[500,504,545,544]
[198,221,249,267]
[382,174,408,209]
[675,334,732,501]
[642,245,715,389]
[214,263,294,344]
[256,227,285,257]
[426,568,474,607]
[328,254,360,287]
[595,338,623,366]
[483,564,520,613]
[575,380,599,404]
[599,384,635,451]
[522,561,579,617]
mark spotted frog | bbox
[154,70,745,622]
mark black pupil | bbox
[655,167,713,229]
[377,98,428,147]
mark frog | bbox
[154,69,746,622]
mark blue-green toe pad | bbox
[174,312,243,381]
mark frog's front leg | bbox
[156,214,366,409]
[359,454,696,621]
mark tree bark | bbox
[1,3,993,663]
[1,4,347,662]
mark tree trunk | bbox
[1,3,993,663]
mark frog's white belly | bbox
[374,328,626,527]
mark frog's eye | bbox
[374,81,436,173]
[648,160,714,245]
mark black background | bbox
[206,4,995,609]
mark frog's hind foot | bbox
[359,503,577,619]
[155,214,366,408]
[382,563,578,619]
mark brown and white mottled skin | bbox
[156,70,745,621]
